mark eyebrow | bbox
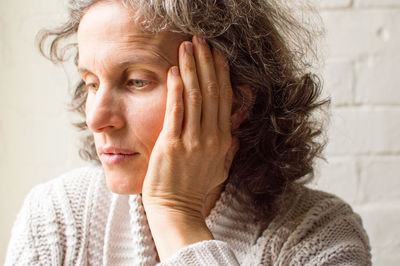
[78,53,172,74]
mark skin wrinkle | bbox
[79,54,171,78]
[38,0,328,220]
[78,50,172,82]
[78,1,188,194]
[78,3,180,80]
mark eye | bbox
[126,79,150,90]
[85,82,99,91]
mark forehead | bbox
[78,1,149,45]
[77,1,186,69]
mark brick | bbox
[354,203,400,248]
[354,0,400,8]
[321,60,354,105]
[312,157,359,204]
[325,108,400,155]
[359,156,400,203]
[355,52,400,105]
[311,0,352,9]
[320,9,400,60]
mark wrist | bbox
[144,206,213,261]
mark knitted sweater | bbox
[5,167,371,265]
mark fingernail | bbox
[171,66,180,76]
[197,36,206,44]
[185,42,193,55]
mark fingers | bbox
[164,66,184,138]
[193,36,219,133]
[212,47,233,134]
[179,41,201,139]
[178,36,233,141]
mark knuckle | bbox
[187,90,202,106]
[187,139,201,153]
[206,136,219,150]
[165,139,181,154]
[170,102,183,116]
[206,81,219,99]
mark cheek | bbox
[128,89,167,151]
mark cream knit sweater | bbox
[5,167,371,265]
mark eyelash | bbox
[84,79,150,91]
[126,79,150,90]
[85,83,99,91]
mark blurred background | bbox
[1,0,399,264]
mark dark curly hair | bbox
[37,0,330,219]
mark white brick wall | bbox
[0,0,399,265]
[313,1,400,265]
[354,0,400,8]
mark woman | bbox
[5,0,371,265]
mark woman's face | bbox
[77,1,186,194]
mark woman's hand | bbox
[141,36,238,260]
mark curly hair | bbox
[37,0,329,219]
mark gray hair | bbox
[38,0,328,218]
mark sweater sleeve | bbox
[294,207,372,266]
[158,186,371,265]
[158,240,239,266]
[260,187,372,266]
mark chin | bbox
[104,168,145,195]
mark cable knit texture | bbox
[5,167,371,265]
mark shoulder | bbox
[25,166,105,212]
[26,165,108,232]
[256,184,371,265]
[5,166,108,265]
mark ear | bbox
[231,85,255,130]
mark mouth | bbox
[100,153,139,165]
[98,147,139,165]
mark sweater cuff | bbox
[158,240,239,266]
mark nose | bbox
[85,86,125,133]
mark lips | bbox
[98,146,138,165]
